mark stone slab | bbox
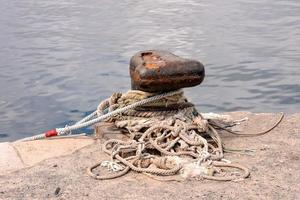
[0,142,25,175]
[12,136,95,166]
[0,136,95,175]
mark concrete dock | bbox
[0,112,299,200]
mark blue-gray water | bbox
[0,0,299,141]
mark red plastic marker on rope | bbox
[45,129,58,137]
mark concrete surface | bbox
[0,143,25,174]
[0,136,95,175]
[0,112,299,200]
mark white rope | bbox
[18,90,181,142]
[56,90,181,135]
[18,133,45,142]
[75,111,98,125]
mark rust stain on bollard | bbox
[142,52,166,69]
[130,50,205,92]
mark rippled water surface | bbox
[0,0,300,141]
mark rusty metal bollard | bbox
[130,50,205,92]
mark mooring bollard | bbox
[95,50,206,139]
[87,50,255,181]
[130,50,205,92]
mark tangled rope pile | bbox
[17,87,283,181]
[87,90,257,181]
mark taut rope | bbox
[18,90,182,142]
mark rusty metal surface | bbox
[130,50,205,92]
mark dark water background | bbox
[0,0,299,141]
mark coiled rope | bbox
[86,90,263,181]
